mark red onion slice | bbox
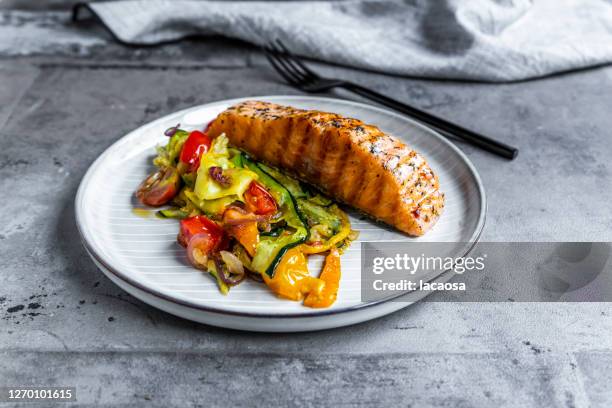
[214,256,246,286]
[164,123,181,137]
[186,232,213,270]
[209,166,232,186]
[223,206,268,225]
[220,250,245,277]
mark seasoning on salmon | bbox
[208,100,445,236]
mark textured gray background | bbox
[2,2,612,407]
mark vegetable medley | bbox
[136,124,358,308]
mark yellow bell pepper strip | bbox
[261,247,323,301]
[304,249,341,308]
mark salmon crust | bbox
[208,100,445,236]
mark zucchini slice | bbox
[243,155,309,277]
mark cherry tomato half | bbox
[179,130,211,172]
[136,166,180,207]
[244,181,277,215]
[177,215,226,252]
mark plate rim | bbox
[75,94,487,319]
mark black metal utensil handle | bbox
[345,83,518,159]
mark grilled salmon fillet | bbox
[208,101,444,236]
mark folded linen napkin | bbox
[75,0,612,82]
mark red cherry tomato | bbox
[179,130,211,172]
[136,167,180,207]
[177,215,226,252]
[244,181,277,215]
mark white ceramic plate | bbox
[75,95,486,332]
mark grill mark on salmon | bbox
[316,127,331,185]
[375,173,394,221]
[346,152,367,205]
[208,100,445,236]
[299,118,317,177]
[281,115,293,164]
[292,118,308,174]
[323,129,345,195]
[366,172,386,218]
[284,117,295,167]
[270,115,287,167]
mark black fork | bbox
[263,40,518,160]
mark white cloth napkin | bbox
[79,0,612,82]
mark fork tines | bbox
[263,40,318,87]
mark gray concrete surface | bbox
[2,7,612,408]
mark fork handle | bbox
[343,82,518,160]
